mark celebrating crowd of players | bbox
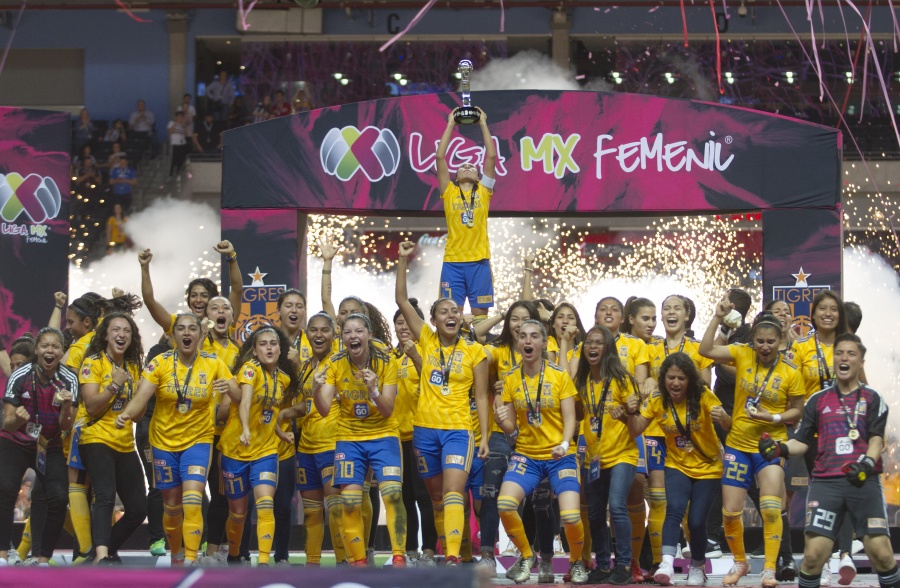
[0,107,897,588]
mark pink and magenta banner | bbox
[222,90,841,214]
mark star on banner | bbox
[248,267,267,286]
[792,268,810,287]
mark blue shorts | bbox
[645,436,667,472]
[152,443,212,490]
[334,437,403,487]
[413,427,474,479]
[503,453,581,497]
[439,260,494,309]
[67,425,85,471]
[296,450,335,491]
[722,445,782,489]
[635,435,648,476]
[467,452,485,501]
[220,453,278,499]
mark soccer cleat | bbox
[500,540,519,557]
[570,560,590,585]
[21,557,39,566]
[349,559,367,567]
[475,555,496,577]
[682,544,692,559]
[777,557,798,582]
[838,555,856,586]
[445,555,460,567]
[705,539,723,559]
[821,564,833,587]
[149,539,167,557]
[554,536,566,555]
[6,548,21,566]
[723,560,750,586]
[505,553,536,584]
[391,554,407,568]
[170,550,185,567]
[761,567,779,588]
[686,565,708,586]
[609,563,633,585]
[654,560,675,586]
[197,553,226,567]
[632,559,648,583]
[537,559,554,583]
[417,553,437,568]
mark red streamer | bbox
[114,0,152,23]
[679,0,689,47]
[708,0,723,93]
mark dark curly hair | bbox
[85,311,145,368]
[657,352,704,420]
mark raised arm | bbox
[214,240,243,320]
[312,366,335,417]
[320,241,337,320]
[49,292,67,330]
[138,249,174,331]
[699,295,737,363]
[116,377,156,429]
[477,108,495,181]
[521,252,535,302]
[436,108,458,194]
[395,242,426,341]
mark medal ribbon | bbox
[459,186,476,227]
[663,336,687,357]
[520,361,546,421]
[833,385,863,439]
[813,335,834,391]
[670,400,715,461]
[438,338,460,391]
[751,356,780,405]
[172,352,197,406]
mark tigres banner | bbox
[0,108,70,373]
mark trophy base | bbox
[454,106,481,125]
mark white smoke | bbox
[69,198,222,344]
[470,50,581,91]
[843,246,900,442]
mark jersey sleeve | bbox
[142,356,163,387]
[501,372,515,404]
[214,358,234,381]
[640,394,660,421]
[237,362,259,387]
[866,390,889,439]
[381,356,398,387]
[80,356,104,386]
[558,371,577,402]
[796,392,821,447]
[3,371,24,406]
[633,340,649,366]
[785,368,804,398]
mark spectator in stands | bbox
[109,156,137,213]
[74,108,96,153]
[270,90,292,117]
[129,99,155,134]
[72,144,97,172]
[167,111,190,178]
[206,70,235,122]
[107,142,127,170]
[75,157,102,194]
[192,112,223,154]
[104,119,127,144]
[105,203,130,255]
[252,95,272,124]
[180,94,197,136]
[293,89,314,112]
[227,96,248,129]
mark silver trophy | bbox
[454,59,481,125]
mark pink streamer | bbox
[379,0,438,53]
[804,0,825,100]
[859,11,870,123]
[886,0,900,51]
[500,0,505,32]
[775,0,900,259]
[0,1,25,81]
[114,0,152,23]
[237,0,259,32]
[836,1,853,67]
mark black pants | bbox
[169,144,190,177]
[401,440,437,552]
[273,456,296,561]
[207,441,229,547]
[137,414,164,544]
[80,443,147,553]
[0,438,68,558]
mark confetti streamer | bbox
[114,0,152,23]
[380,0,438,53]
[0,1,25,81]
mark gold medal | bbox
[747,405,758,416]
[848,429,860,441]
[466,217,475,228]
[177,402,189,414]
[441,384,450,396]
[683,441,694,453]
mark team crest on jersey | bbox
[199,373,207,385]
[771,268,830,338]
[235,267,286,344]
[245,368,255,379]
[82,367,90,377]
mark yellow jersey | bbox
[414,324,487,431]
[394,346,422,442]
[488,342,521,435]
[323,348,399,442]
[793,334,835,400]
[580,375,639,469]
[203,336,240,436]
[726,344,803,452]
[567,333,648,376]
[219,360,292,462]
[644,336,713,437]
[502,361,577,460]
[78,353,142,453]
[298,359,339,454]
[441,180,492,263]
[65,332,94,371]
[640,389,723,479]
[142,350,233,452]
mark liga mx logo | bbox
[772,268,830,337]
[235,267,285,344]
[321,125,400,182]
[0,173,61,223]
